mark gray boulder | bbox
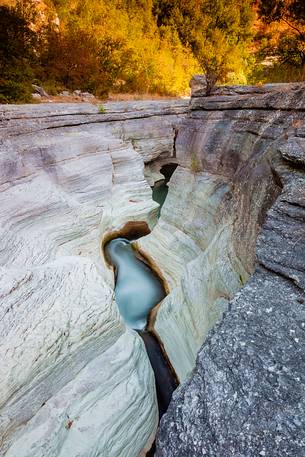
[32,84,49,98]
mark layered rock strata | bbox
[0,100,188,456]
[2,84,305,457]
[155,83,305,455]
[138,88,286,380]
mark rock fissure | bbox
[191,105,305,113]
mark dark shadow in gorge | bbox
[138,331,178,418]
[152,163,178,216]
[139,329,178,457]
[160,163,179,182]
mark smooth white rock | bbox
[138,167,248,380]
[0,101,184,456]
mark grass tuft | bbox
[190,153,201,173]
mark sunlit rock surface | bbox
[155,83,305,456]
[0,100,188,456]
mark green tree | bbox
[42,0,198,96]
[199,0,254,94]
[259,0,305,26]
[0,0,256,102]
[153,0,254,94]
[258,0,305,66]
[0,5,37,102]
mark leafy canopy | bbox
[258,0,305,66]
[0,4,36,102]
[154,0,254,93]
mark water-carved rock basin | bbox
[104,234,178,430]
[104,237,166,330]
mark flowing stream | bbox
[104,238,178,419]
[104,164,179,454]
[104,238,165,330]
[151,163,178,217]
[152,182,168,217]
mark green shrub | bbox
[249,61,305,85]
[0,78,33,104]
[190,153,201,173]
[0,6,36,103]
[41,80,64,96]
[98,105,106,114]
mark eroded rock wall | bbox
[138,87,285,380]
[0,100,188,456]
[155,84,305,455]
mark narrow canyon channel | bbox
[151,164,177,217]
[104,238,178,455]
[104,170,179,455]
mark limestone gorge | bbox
[0,82,305,456]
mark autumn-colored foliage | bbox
[250,0,305,84]
[0,0,255,101]
[0,0,304,103]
